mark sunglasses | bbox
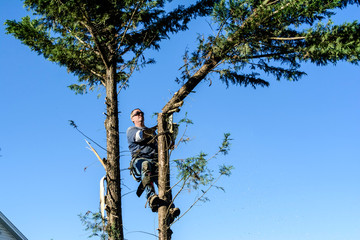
[132,111,144,117]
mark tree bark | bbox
[104,62,124,240]
[157,113,172,240]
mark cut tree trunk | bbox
[157,112,172,240]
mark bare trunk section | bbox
[104,62,124,240]
[157,113,172,240]
[157,57,220,240]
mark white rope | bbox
[100,175,106,224]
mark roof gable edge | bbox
[0,211,28,240]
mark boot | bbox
[148,194,160,212]
[168,207,180,224]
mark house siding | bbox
[0,212,27,240]
[0,223,17,240]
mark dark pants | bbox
[133,158,158,199]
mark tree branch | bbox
[85,140,106,170]
[80,20,110,68]
[63,25,99,55]
[269,36,306,41]
[118,0,144,50]
[169,173,224,227]
[267,0,281,6]
[77,61,106,85]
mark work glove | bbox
[143,125,157,139]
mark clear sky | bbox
[1,1,359,240]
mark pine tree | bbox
[156,1,360,239]
[6,1,360,240]
[5,1,216,240]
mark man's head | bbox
[130,108,145,127]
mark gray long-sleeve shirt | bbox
[126,126,157,160]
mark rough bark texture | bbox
[157,112,172,240]
[104,62,124,240]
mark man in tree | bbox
[127,108,180,220]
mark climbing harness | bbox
[129,157,142,182]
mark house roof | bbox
[0,211,28,240]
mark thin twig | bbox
[71,123,107,151]
[117,34,157,95]
[122,190,136,197]
[170,173,224,227]
[168,174,187,194]
[117,77,129,94]
[169,125,188,156]
[168,132,229,208]
[126,231,158,238]
[166,175,191,215]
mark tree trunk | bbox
[104,62,124,240]
[157,112,172,240]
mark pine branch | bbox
[267,0,281,6]
[77,61,106,84]
[269,36,306,41]
[118,33,158,95]
[118,0,144,50]
[62,24,98,55]
[80,20,110,68]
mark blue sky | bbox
[1,1,360,240]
